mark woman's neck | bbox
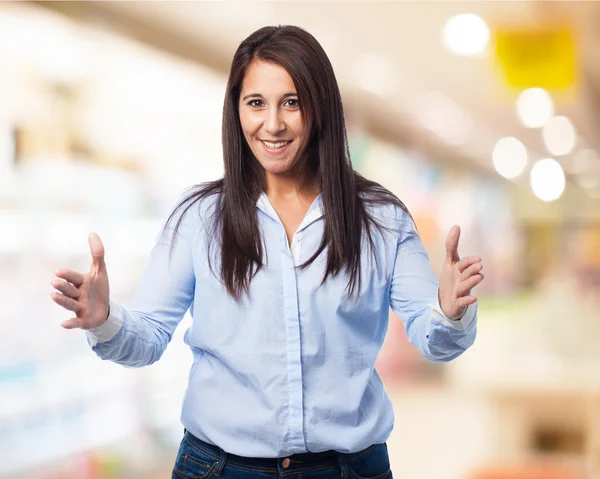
[264,170,319,201]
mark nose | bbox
[265,106,285,135]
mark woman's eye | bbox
[248,99,264,108]
[285,98,299,107]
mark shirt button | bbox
[282,458,291,468]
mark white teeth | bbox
[262,140,290,149]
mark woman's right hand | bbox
[51,233,111,330]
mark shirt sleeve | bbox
[389,211,477,362]
[86,195,196,367]
[86,300,123,344]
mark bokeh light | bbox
[543,116,576,156]
[530,158,566,202]
[442,13,490,56]
[492,136,528,179]
[516,88,554,129]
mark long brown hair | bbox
[165,25,413,300]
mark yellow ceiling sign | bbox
[494,27,576,90]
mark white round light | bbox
[530,158,566,202]
[516,88,554,128]
[543,116,576,156]
[492,137,528,179]
[442,14,490,56]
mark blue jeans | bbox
[172,430,393,479]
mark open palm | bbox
[51,233,110,329]
[438,225,484,320]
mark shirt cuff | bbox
[85,300,124,346]
[431,296,477,331]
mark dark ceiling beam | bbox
[31,1,232,74]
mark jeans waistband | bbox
[183,429,372,473]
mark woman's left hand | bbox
[438,225,484,320]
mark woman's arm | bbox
[389,213,477,362]
[86,200,196,367]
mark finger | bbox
[51,292,83,314]
[444,225,461,264]
[54,269,85,288]
[456,255,482,273]
[89,233,106,274]
[456,274,484,297]
[50,279,81,299]
[460,262,483,281]
[61,317,84,329]
[456,296,478,309]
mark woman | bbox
[51,25,484,479]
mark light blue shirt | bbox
[87,189,477,458]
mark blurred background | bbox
[1,1,599,478]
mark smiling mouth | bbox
[261,140,292,149]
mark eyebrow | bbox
[241,92,298,101]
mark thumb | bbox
[88,232,106,273]
[444,225,461,264]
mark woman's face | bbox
[238,60,311,178]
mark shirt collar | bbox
[256,192,324,233]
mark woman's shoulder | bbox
[164,182,223,236]
[179,182,222,213]
[359,188,412,227]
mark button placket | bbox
[291,235,302,266]
[280,235,307,452]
